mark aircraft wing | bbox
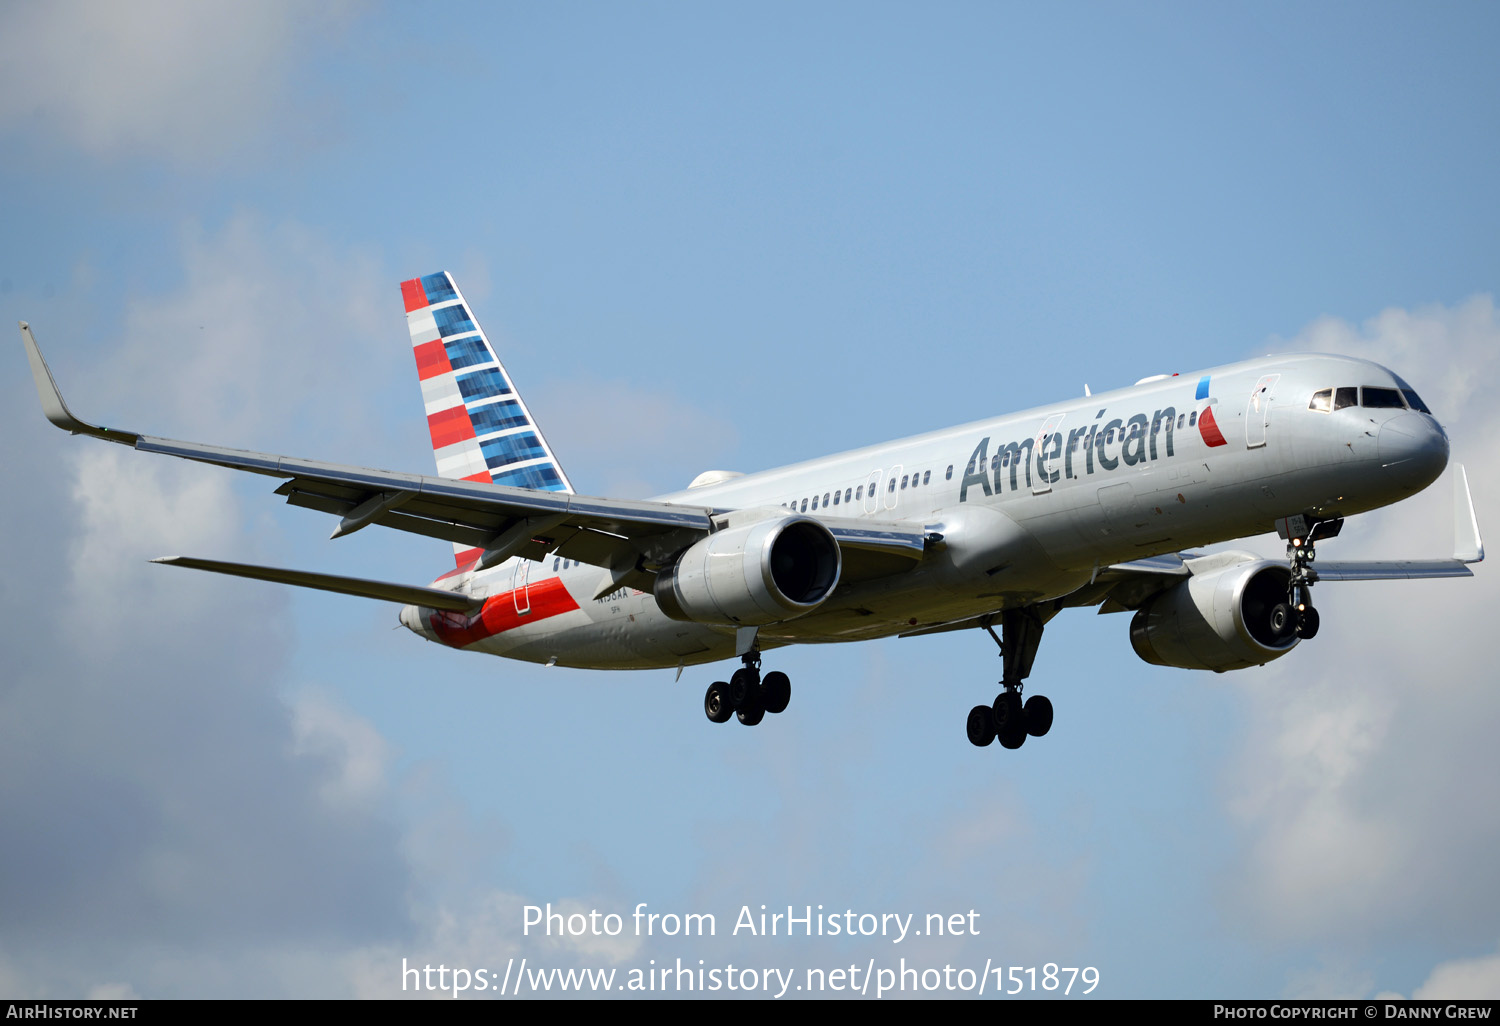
[22,323,928,578]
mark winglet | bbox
[18,321,139,445]
[1454,463,1484,564]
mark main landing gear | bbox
[966,608,1055,750]
[703,647,791,727]
[1285,516,1342,641]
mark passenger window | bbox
[832,491,840,506]
[1189,412,1197,426]
[1333,387,1357,411]
[945,465,953,480]
[811,495,818,510]
[856,485,863,500]
[991,454,1000,471]
[800,499,808,512]
[845,488,852,503]
[923,470,930,485]
[553,558,560,571]
[1308,388,1332,413]
[1177,414,1185,429]
[1362,387,1405,409]
[901,475,909,489]
[888,478,896,493]
[823,492,830,506]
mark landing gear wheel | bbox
[735,691,766,726]
[998,723,1027,749]
[1269,602,1293,639]
[1023,695,1054,737]
[1296,606,1320,639]
[992,691,1024,736]
[728,667,761,710]
[704,681,733,723]
[966,705,996,747]
[762,671,791,714]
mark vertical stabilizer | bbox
[400,272,574,566]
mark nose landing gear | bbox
[1285,516,1342,641]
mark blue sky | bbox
[1,0,1497,999]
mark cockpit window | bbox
[1362,387,1405,409]
[1333,387,1357,411]
[1308,388,1332,413]
[1390,374,1432,414]
[1401,389,1431,414]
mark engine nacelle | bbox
[654,515,841,625]
[1129,557,1299,672]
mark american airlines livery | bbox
[19,272,1484,751]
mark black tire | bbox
[736,692,766,726]
[1296,606,1320,639]
[762,671,791,714]
[998,723,1027,749]
[966,705,996,747]
[1268,601,1294,640]
[992,691,1024,736]
[1024,694,1053,737]
[728,667,760,709]
[704,681,732,723]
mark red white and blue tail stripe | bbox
[401,272,574,566]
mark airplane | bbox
[19,271,1484,750]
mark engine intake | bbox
[1129,558,1298,672]
[654,515,841,625]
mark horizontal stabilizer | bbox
[151,557,478,611]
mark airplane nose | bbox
[1378,413,1449,492]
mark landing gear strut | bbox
[967,608,1055,750]
[1285,517,1341,641]
[702,638,793,727]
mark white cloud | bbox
[0,215,725,996]
[0,0,353,165]
[1223,295,1500,950]
[1413,944,1500,999]
[292,693,396,811]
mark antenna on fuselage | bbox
[1084,384,1091,397]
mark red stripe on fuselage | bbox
[1198,406,1228,447]
[413,338,451,380]
[429,577,581,648]
[401,278,429,312]
[427,405,476,448]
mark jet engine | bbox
[1129,558,1298,672]
[654,515,841,625]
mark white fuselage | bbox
[400,353,1448,669]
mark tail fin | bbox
[400,271,574,566]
